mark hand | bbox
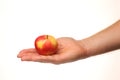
[17,20,120,64]
[17,37,87,64]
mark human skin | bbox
[80,20,120,56]
[17,20,120,64]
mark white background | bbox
[0,0,120,80]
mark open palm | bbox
[17,37,87,64]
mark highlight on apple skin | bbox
[34,35,58,55]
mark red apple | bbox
[34,35,58,55]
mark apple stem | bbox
[46,35,48,39]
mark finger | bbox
[21,55,51,63]
[20,53,63,64]
[20,52,39,61]
[19,52,39,58]
[20,48,37,53]
[31,55,53,63]
[31,53,64,64]
[21,55,32,61]
[17,48,37,58]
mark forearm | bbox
[80,20,120,56]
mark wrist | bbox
[77,38,91,58]
[77,37,98,57]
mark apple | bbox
[34,35,58,55]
